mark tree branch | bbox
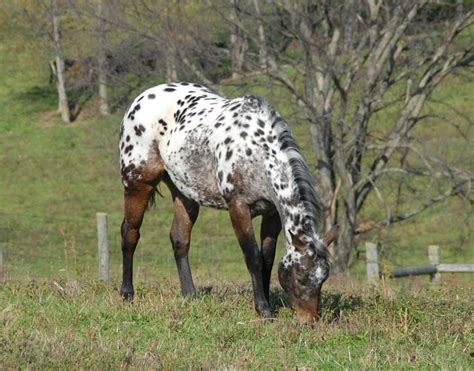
[355,13,473,211]
[356,180,470,234]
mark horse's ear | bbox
[289,230,308,252]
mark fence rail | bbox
[1,211,473,284]
[365,242,474,284]
[390,265,437,278]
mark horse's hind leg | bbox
[228,198,272,318]
[120,182,155,300]
[260,212,281,301]
[167,181,199,296]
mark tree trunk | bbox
[165,52,178,82]
[229,0,246,78]
[331,188,357,273]
[343,0,354,51]
[252,0,268,70]
[51,0,70,123]
[97,0,109,116]
[456,0,464,16]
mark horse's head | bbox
[278,226,338,324]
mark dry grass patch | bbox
[1,278,472,369]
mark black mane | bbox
[263,100,327,257]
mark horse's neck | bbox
[279,200,315,240]
[267,151,322,259]
[270,168,312,237]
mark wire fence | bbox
[0,208,471,285]
[0,208,266,284]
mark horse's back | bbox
[120,82,284,214]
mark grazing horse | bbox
[119,82,332,323]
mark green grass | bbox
[1,279,472,368]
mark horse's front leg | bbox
[167,181,199,297]
[228,198,272,318]
[120,182,154,301]
[260,212,281,301]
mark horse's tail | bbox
[146,184,165,209]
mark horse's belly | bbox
[168,171,228,209]
[161,128,275,214]
[163,144,228,209]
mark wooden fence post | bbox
[96,212,109,282]
[366,242,379,284]
[428,245,440,283]
[0,218,4,282]
[0,244,4,283]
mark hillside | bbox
[0,39,472,283]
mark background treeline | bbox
[1,1,471,118]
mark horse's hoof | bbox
[120,287,134,302]
[181,287,197,297]
[258,308,274,320]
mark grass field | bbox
[1,278,472,369]
[0,39,473,368]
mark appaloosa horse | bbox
[119,82,334,323]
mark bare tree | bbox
[165,53,178,82]
[97,0,109,116]
[251,0,269,70]
[221,0,474,271]
[51,0,71,123]
[0,1,97,122]
[163,3,179,82]
[229,0,247,78]
[93,0,227,93]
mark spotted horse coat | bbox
[119,82,331,323]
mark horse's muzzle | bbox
[293,297,320,324]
